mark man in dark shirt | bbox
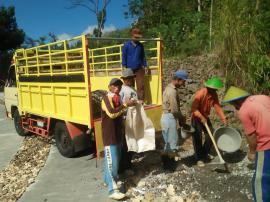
[122,28,148,100]
[101,78,136,200]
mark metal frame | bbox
[14,35,163,147]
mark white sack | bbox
[125,104,155,153]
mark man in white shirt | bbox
[119,68,138,173]
[120,68,138,103]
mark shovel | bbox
[204,123,230,173]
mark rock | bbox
[125,169,135,177]
[167,184,175,196]
[144,192,154,201]
[137,180,146,187]
[169,195,184,202]
[132,195,144,202]
[155,197,166,202]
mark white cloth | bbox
[125,104,155,153]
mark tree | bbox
[22,32,58,48]
[215,0,270,93]
[68,0,111,37]
[48,32,57,42]
[0,6,24,52]
[22,36,36,48]
[0,6,25,80]
[22,35,47,48]
[124,0,210,56]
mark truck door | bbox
[4,65,18,118]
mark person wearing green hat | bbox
[191,77,227,167]
[223,86,270,202]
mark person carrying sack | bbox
[118,68,138,173]
[101,78,136,200]
[118,69,155,173]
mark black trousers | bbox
[191,118,214,160]
[118,136,133,174]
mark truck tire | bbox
[13,109,28,136]
[54,122,76,157]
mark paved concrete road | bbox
[0,93,113,202]
[0,104,23,170]
[19,147,113,202]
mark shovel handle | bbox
[204,123,225,164]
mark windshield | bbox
[5,65,16,87]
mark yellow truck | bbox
[4,35,163,157]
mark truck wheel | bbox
[54,122,76,157]
[13,109,28,136]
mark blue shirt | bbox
[122,41,147,70]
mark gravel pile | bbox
[121,142,253,202]
[0,136,51,202]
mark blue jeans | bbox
[161,113,178,151]
[252,149,270,202]
[104,144,121,194]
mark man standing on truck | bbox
[101,78,136,200]
[122,28,148,100]
[223,86,270,202]
[161,70,188,171]
[191,77,227,167]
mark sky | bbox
[1,0,133,40]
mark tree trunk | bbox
[209,0,213,50]
[255,0,260,11]
[198,0,201,12]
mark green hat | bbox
[205,77,224,90]
[223,86,250,103]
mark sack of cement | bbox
[125,104,155,153]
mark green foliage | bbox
[68,0,110,37]
[215,0,270,94]
[0,6,25,80]
[0,6,25,52]
[22,32,60,48]
[248,54,270,93]
[124,0,210,57]
[122,0,270,93]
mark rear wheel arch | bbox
[48,118,57,136]
[13,108,28,136]
[54,121,76,158]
